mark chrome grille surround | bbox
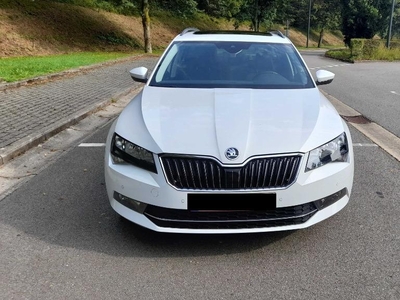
[144,202,317,230]
[160,154,303,191]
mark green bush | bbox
[350,39,364,57]
[369,47,400,61]
[363,39,383,57]
[351,38,386,59]
[344,38,400,60]
[325,49,353,62]
[390,40,400,49]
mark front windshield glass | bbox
[150,41,314,89]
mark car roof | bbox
[174,29,292,44]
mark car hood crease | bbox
[141,86,341,163]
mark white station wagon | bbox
[104,29,354,233]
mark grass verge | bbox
[0,52,134,83]
[366,47,400,61]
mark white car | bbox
[104,29,354,234]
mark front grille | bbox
[144,202,317,230]
[161,155,302,190]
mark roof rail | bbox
[270,30,286,38]
[180,27,200,36]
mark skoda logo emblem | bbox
[225,147,239,160]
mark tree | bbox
[341,0,392,46]
[196,0,243,18]
[234,0,277,31]
[375,0,400,39]
[141,0,152,53]
[275,0,309,29]
[153,0,197,17]
[393,5,400,38]
[312,0,341,47]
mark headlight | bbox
[111,133,157,173]
[306,132,349,172]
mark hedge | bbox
[350,38,400,59]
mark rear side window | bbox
[150,41,314,89]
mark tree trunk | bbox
[254,0,259,32]
[318,28,324,48]
[252,19,259,32]
[141,0,152,53]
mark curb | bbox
[321,90,400,162]
[0,85,140,166]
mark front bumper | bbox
[104,135,354,234]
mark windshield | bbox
[150,41,314,89]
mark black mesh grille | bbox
[161,155,302,190]
[144,202,317,230]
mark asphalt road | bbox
[0,53,399,299]
[1,123,399,299]
[303,52,400,137]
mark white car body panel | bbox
[110,196,349,234]
[105,30,354,233]
[117,87,344,160]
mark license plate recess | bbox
[188,193,276,211]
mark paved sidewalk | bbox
[0,56,158,165]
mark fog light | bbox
[314,188,348,210]
[113,191,147,214]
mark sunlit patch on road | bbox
[309,63,351,70]
[352,143,378,147]
[390,91,400,96]
[78,143,106,147]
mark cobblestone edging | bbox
[0,56,158,166]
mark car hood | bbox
[139,86,343,164]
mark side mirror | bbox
[130,67,148,83]
[315,70,335,86]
